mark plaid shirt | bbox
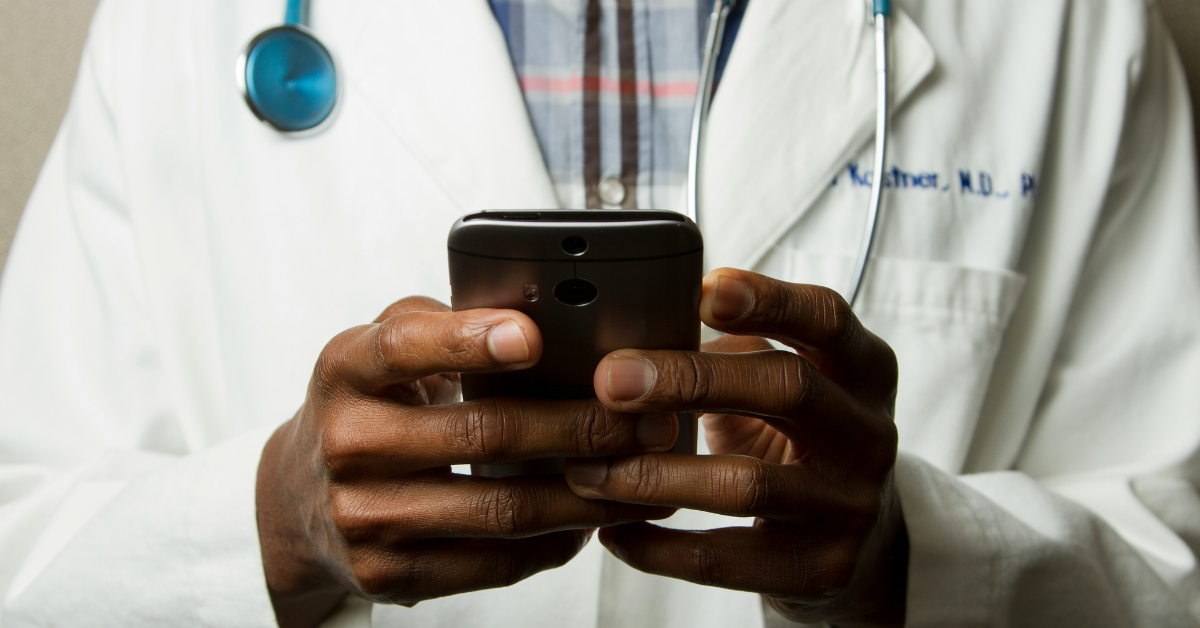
[489,0,746,210]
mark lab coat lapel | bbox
[698,0,935,271]
[346,0,559,211]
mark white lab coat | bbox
[2,0,1199,625]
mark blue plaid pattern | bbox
[489,0,746,210]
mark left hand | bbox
[564,268,907,627]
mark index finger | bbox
[698,269,896,389]
[317,308,543,396]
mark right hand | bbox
[256,297,679,627]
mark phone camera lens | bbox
[554,279,598,306]
[561,236,588,256]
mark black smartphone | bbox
[448,210,703,478]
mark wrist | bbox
[257,419,350,628]
[768,484,909,627]
[833,515,909,628]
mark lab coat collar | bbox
[345,0,560,212]
[695,0,936,272]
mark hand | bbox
[563,269,907,627]
[257,298,677,628]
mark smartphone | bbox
[448,210,703,478]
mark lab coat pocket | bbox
[782,252,1027,473]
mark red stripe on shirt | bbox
[519,76,698,98]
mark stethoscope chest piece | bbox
[239,25,338,133]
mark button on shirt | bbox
[488,0,746,211]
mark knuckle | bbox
[312,339,353,397]
[857,414,899,477]
[843,485,885,527]
[318,404,386,479]
[378,296,444,321]
[814,288,856,345]
[374,316,414,374]
[574,403,617,456]
[801,286,849,345]
[813,539,862,594]
[446,316,491,358]
[453,400,508,463]
[670,353,712,406]
[782,355,818,414]
[354,564,391,598]
[873,424,900,472]
[486,532,584,589]
[763,281,795,326]
[487,550,534,589]
[488,552,519,588]
[686,536,726,587]
[329,489,376,540]
[475,483,537,538]
[494,554,532,590]
[352,551,417,601]
[628,456,667,503]
[378,301,411,321]
[320,414,365,477]
[574,403,602,457]
[779,285,855,344]
[878,342,900,387]
[725,460,771,517]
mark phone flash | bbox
[523,284,540,302]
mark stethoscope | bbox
[238,0,337,134]
[239,0,893,307]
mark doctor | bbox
[1,0,1199,627]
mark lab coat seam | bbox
[181,9,237,620]
[946,459,1002,628]
[964,0,1118,475]
[897,454,995,627]
[181,0,239,448]
[343,0,559,212]
[340,82,465,214]
[58,9,170,453]
[733,6,938,274]
[1012,1,1176,482]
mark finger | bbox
[563,454,884,523]
[349,529,591,605]
[702,414,792,461]
[599,523,853,602]
[373,296,452,323]
[317,309,544,396]
[701,334,773,354]
[593,349,889,448]
[332,475,675,544]
[371,298,463,404]
[323,400,680,476]
[698,268,896,390]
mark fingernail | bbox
[487,321,529,364]
[606,358,657,402]
[712,276,753,321]
[636,413,677,449]
[566,459,609,488]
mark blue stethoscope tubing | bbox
[688,0,892,308]
[242,0,892,306]
[238,0,339,133]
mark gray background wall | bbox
[2,0,1199,275]
[0,0,101,271]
